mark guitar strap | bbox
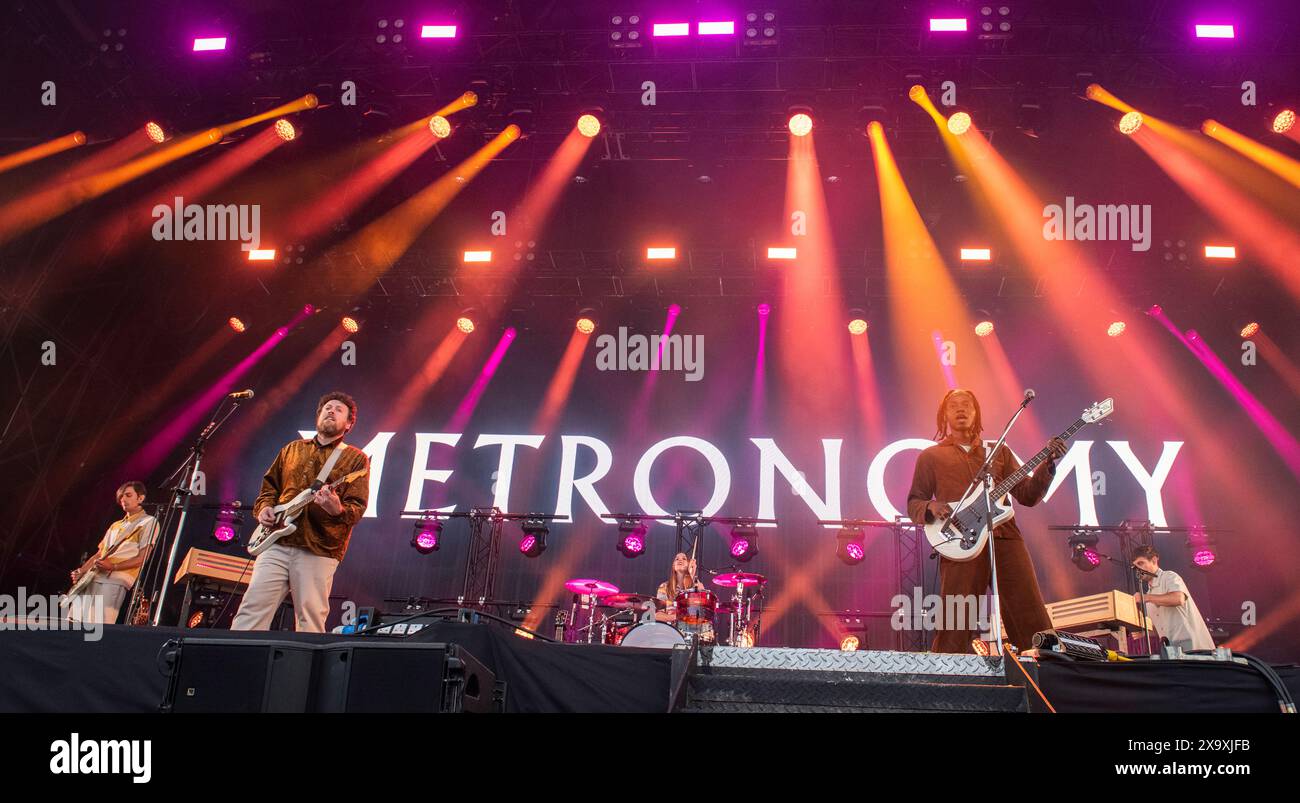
[100,515,152,559]
[313,440,348,489]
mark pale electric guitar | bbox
[924,398,1114,561]
[61,521,146,606]
[246,467,368,556]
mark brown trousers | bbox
[931,535,1053,654]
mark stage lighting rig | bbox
[411,517,443,554]
[743,10,778,46]
[1068,530,1101,572]
[212,506,243,544]
[518,518,550,558]
[729,523,759,562]
[616,519,648,558]
[835,527,866,565]
[609,13,645,49]
[1187,526,1217,569]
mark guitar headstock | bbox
[1082,397,1115,424]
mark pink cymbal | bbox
[564,578,620,596]
[712,572,768,588]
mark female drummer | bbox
[656,552,714,642]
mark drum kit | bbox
[563,571,767,649]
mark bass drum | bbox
[618,622,687,649]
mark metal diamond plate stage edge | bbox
[697,647,1007,679]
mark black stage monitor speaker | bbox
[313,641,500,713]
[162,638,316,713]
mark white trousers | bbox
[230,543,339,633]
[65,580,128,625]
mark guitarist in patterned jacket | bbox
[232,392,369,632]
[67,481,159,625]
[906,389,1067,654]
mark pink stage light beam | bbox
[447,328,518,432]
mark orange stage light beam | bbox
[849,333,887,445]
[1255,332,1300,398]
[475,126,597,310]
[1129,124,1300,302]
[84,124,289,264]
[211,327,350,499]
[1202,119,1300,189]
[433,90,479,119]
[380,325,471,433]
[978,331,1047,446]
[339,125,520,295]
[283,118,440,244]
[531,329,592,435]
[776,128,851,424]
[42,326,236,490]
[53,126,164,186]
[0,126,224,245]
[214,93,318,138]
[947,124,1279,562]
[0,131,85,176]
[868,122,992,413]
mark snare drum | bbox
[619,621,687,649]
[674,589,717,626]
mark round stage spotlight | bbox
[756,303,771,317]
[835,528,866,566]
[1118,111,1143,135]
[341,317,360,334]
[1240,322,1260,338]
[428,115,451,139]
[212,507,242,544]
[848,318,868,336]
[788,113,813,137]
[617,521,647,558]
[411,519,443,554]
[1107,321,1126,337]
[518,519,550,558]
[908,84,927,102]
[1068,530,1101,572]
[975,320,995,337]
[577,114,601,137]
[729,525,759,562]
[1187,526,1217,569]
[145,121,166,143]
[576,317,596,335]
[274,119,296,141]
[1272,109,1296,135]
[839,635,860,652]
[228,317,246,333]
[947,112,972,135]
[456,316,475,334]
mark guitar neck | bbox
[991,417,1087,498]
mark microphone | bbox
[228,389,255,400]
[1023,388,1036,402]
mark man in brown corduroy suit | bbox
[907,389,1067,653]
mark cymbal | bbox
[602,592,658,609]
[564,578,620,597]
[713,571,767,588]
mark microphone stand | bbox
[132,395,244,626]
[957,393,1034,650]
[1130,566,1158,657]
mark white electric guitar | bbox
[246,467,368,556]
[924,398,1114,561]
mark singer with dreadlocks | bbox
[906,389,1068,653]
